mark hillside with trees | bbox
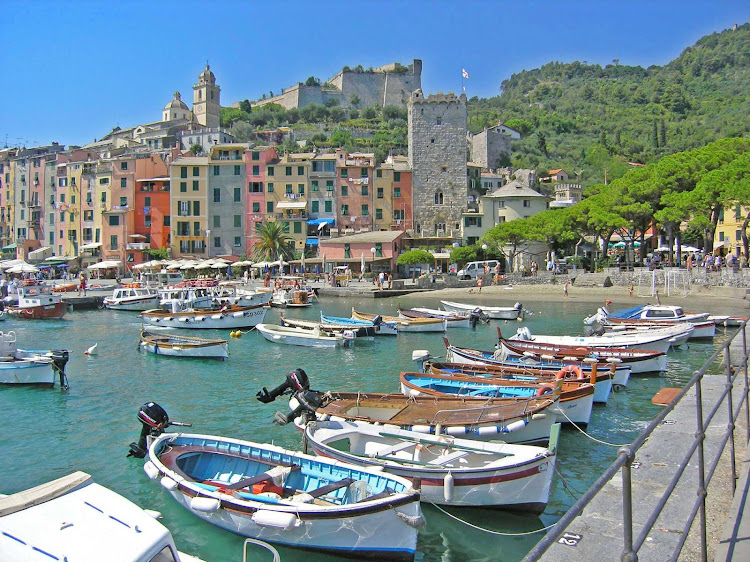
[221,24,749,187]
[468,23,750,185]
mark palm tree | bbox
[252,221,296,262]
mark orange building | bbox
[132,153,171,265]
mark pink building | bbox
[318,230,405,274]
[245,146,278,255]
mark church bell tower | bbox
[193,64,221,128]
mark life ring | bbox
[535,383,555,397]
[90,284,102,289]
[556,364,583,380]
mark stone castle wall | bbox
[253,60,422,110]
[408,90,468,237]
[470,128,511,169]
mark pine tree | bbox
[653,120,659,148]
[659,119,667,147]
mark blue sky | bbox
[1,0,747,148]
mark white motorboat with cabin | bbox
[0,331,70,386]
[104,286,160,311]
[585,304,715,339]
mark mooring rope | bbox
[555,407,629,447]
[428,501,557,536]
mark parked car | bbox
[457,260,500,280]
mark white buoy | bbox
[84,343,98,356]
[443,472,454,503]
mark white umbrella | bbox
[194,261,214,270]
[180,261,198,270]
[301,252,306,275]
[361,252,365,274]
[211,262,227,269]
[7,263,39,274]
[252,261,269,269]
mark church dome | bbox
[164,91,189,111]
[198,64,215,85]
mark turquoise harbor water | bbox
[0,294,734,562]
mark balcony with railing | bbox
[126,242,149,250]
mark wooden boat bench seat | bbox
[306,477,355,499]
[428,450,470,466]
[224,465,300,491]
[369,440,415,458]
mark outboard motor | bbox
[514,302,523,311]
[127,402,191,459]
[371,315,383,326]
[469,308,482,329]
[49,350,70,389]
[256,368,310,403]
[256,369,326,426]
[584,323,606,337]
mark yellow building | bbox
[0,148,17,252]
[266,152,312,253]
[715,204,747,259]
[170,156,209,257]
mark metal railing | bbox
[523,322,749,561]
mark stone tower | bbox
[193,64,221,128]
[407,90,468,237]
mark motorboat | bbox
[158,287,213,311]
[352,308,447,333]
[280,314,374,340]
[440,300,523,320]
[5,286,66,319]
[321,312,398,336]
[140,303,267,329]
[139,330,229,359]
[398,306,471,328]
[0,471,203,562]
[270,287,312,308]
[256,323,350,348]
[142,431,422,559]
[304,418,560,512]
[510,324,692,352]
[442,338,631,388]
[0,331,70,387]
[104,286,160,311]
[258,369,559,445]
[428,361,612,404]
[496,332,667,374]
[399,371,595,425]
[585,304,716,338]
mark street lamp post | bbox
[370,246,376,273]
[481,243,487,262]
[205,229,211,258]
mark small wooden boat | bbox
[256,323,349,348]
[398,306,470,328]
[510,324,691,353]
[443,337,632,388]
[280,314,374,340]
[104,286,160,311]
[429,361,613,404]
[352,308,447,333]
[51,282,78,293]
[0,471,203,562]
[304,419,561,512]
[5,287,66,319]
[144,432,422,559]
[497,331,667,374]
[0,331,70,386]
[441,300,523,320]
[140,303,267,329]
[291,390,559,444]
[140,330,229,359]
[321,312,397,336]
[399,371,595,425]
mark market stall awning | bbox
[28,246,51,259]
[305,238,319,246]
[306,218,336,226]
[2,243,17,252]
[276,201,307,210]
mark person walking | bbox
[563,280,570,298]
[477,275,483,293]
[493,262,501,285]
[78,272,87,297]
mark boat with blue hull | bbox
[320,312,398,336]
[143,432,423,560]
[399,371,595,425]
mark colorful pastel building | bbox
[170,156,209,257]
[318,230,405,274]
[133,153,171,264]
[335,150,375,236]
[245,146,278,256]
[206,144,248,257]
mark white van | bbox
[457,260,499,280]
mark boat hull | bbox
[141,305,267,329]
[256,324,345,348]
[139,338,228,359]
[305,420,558,512]
[0,361,56,384]
[105,296,161,311]
[145,433,421,560]
[440,300,522,320]
[6,301,66,319]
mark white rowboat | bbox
[441,300,523,320]
[140,330,229,359]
